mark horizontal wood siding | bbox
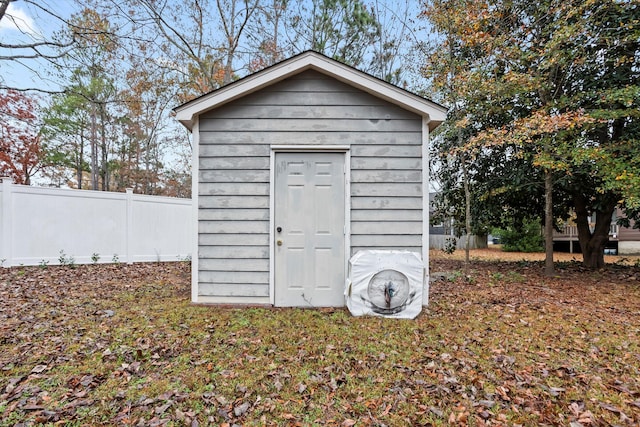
[618,220,639,241]
[198,69,423,298]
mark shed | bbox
[174,51,447,307]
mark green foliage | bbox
[41,89,93,188]
[422,0,640,268]
[58,250,76,268]
[291,0,381,69]
[493,219,544,253]
[442,237,457,255]
[91,253,100,264]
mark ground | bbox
[1,250,639,426]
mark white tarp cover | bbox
[345,250,424,319]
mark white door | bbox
[274,152,346,307]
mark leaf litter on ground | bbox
[0,251,639,426]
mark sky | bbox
[0,0,78,91]
[0,2,37,34]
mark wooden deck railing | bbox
[553,224,619,240]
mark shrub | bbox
[493,219,544,253]
[442,237,457,254]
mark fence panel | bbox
[429,234,488,251]
[0,178,192,267]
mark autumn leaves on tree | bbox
[1,0,409,197]
[424,0,639,269]
[1,0,638,268]
[0,90,42,185]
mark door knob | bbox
[276,226,282,233]
[276,240,283,246]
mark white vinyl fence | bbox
[0,178,192,267]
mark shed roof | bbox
[173,51,448,132]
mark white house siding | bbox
[197,70,423,299]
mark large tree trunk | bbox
[77,134,84,189]
[574,194,617,269]
[90,102,98,191]
[462,156,471,274]
[99,104,108,191]
[544,169,554,276]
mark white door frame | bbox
[269,145,351,306]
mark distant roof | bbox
[173,50,448,131]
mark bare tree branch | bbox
[0,40,72,49]
[0,84,64,94]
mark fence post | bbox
[1,178,13,267]
[126,188,133,264]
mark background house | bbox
[554,209,640,255]
[428,192,488,251]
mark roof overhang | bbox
[173,51,448,132]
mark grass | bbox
[1,254,639,426]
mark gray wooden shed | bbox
[174,51,447,307]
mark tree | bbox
[100,0,260,99]
[422,0,498,270]
[114,41,186,195]
[45,8,121,191]
[0,89,43,184]
[2,0,432,196]
[286,0,381,69]
[0,0,105,93]
[369,0,415,85]
[215,0,261,84]
[561,0,640,267]
[246,0,287,71]
[422,0,640,270]
[41,89,91,188]
[0,0,72,83]
[0,0,11,21]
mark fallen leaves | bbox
[1,258,640,425]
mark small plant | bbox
[58,250,76,268]
[91,253,100,264]
[448,270,464,282]
[506,271,525,283]
[442,237,457,255]
[492,272,504,280]
[0,258,5,267]
[177,254,192,262]
[112,254,120,264]
[39,259,50,269]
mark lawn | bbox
[1,251,639,426]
